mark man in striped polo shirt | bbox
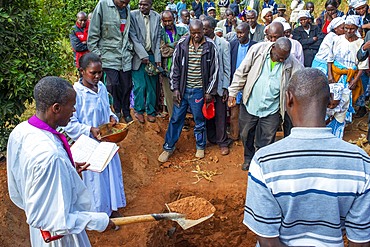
[158,19,218,162]
[243,68,370,246]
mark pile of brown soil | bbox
[166,196,216,220]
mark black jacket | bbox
[169,35,218,98]
[192,1,203,18]
[292,24,324,67]
[230,39,257,82]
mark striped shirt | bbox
[244,127,370,246]
[187,44,203,88]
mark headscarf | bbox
[329,83,344,100]
[352,0,367,9]
[345,15,361,27]
[261,7,273,23]
[297,10,311,20]
[282,22,291,31]
[327,17,345,33]
[272,17,287,23]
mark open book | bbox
[70,134,119,172]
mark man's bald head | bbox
[275,37,291,53]
[270,37,291,62]
[76,11,87,28]
[161,10,174,19]
[77,11,87,18]
[266,22,284,42]
[190,19,203,30]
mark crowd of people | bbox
[6,0,370,246]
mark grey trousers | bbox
[239,105,280,164]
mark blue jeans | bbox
[163,87,206,151]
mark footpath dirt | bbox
[0,115,367,247]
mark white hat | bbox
[352,0,367,9]
[326,17,345,32]
[261,7,273,22]
[297,10,311,20]
[214,27,223,33]
[207,7,216,13]
[272,17,287,23]
[282,22,291,31]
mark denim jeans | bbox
[163,87,206,151]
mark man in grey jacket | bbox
[129,0,162,123]
[203,16,232,155]
[88,0,133,123]
[228,37,303,171]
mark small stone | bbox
[213,156,219,163]
[162,162,172,168]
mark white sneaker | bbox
[195,149,205,159]
[158,150,172,162]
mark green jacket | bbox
[88,0,133,71]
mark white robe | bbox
[64,80,126,215]
[7,122,109,247]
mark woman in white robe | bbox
[64,53,126,217]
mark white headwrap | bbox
[352,0,367,9]
[345,15,361,27]
[329,83,344,100]
[261,7,273,22]
[272,16,291,31]
[297,10,311,20]
[282,22,292,31]
[326,17,345,33]
[272,17,287,23]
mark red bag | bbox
[202,99,215,120]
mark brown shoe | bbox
[147,115,156,123]
[220,146,229,155]
[135,113,145,124]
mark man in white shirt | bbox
[7,76,115,246]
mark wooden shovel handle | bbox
[111,213,185,226]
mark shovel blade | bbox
[172,213,214,230]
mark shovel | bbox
[111,196,215,230]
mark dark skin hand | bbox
[257,236,287,247]
[141,57,149,64]
[327,62,335,83]
[204,93,212,103]
[90,127,101,140]
[222,89,228,102]
[75,162,90,173]
[173,89,181,107]
[103,220,117,232]
[349,70,363,90]
[110,115,117,125]
[348,242,370,247]
[227,96,236,107]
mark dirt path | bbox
[0,116,367,246]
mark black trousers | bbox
[206,95,231,147]
[239,105,280,164]
[104,68,132,117]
